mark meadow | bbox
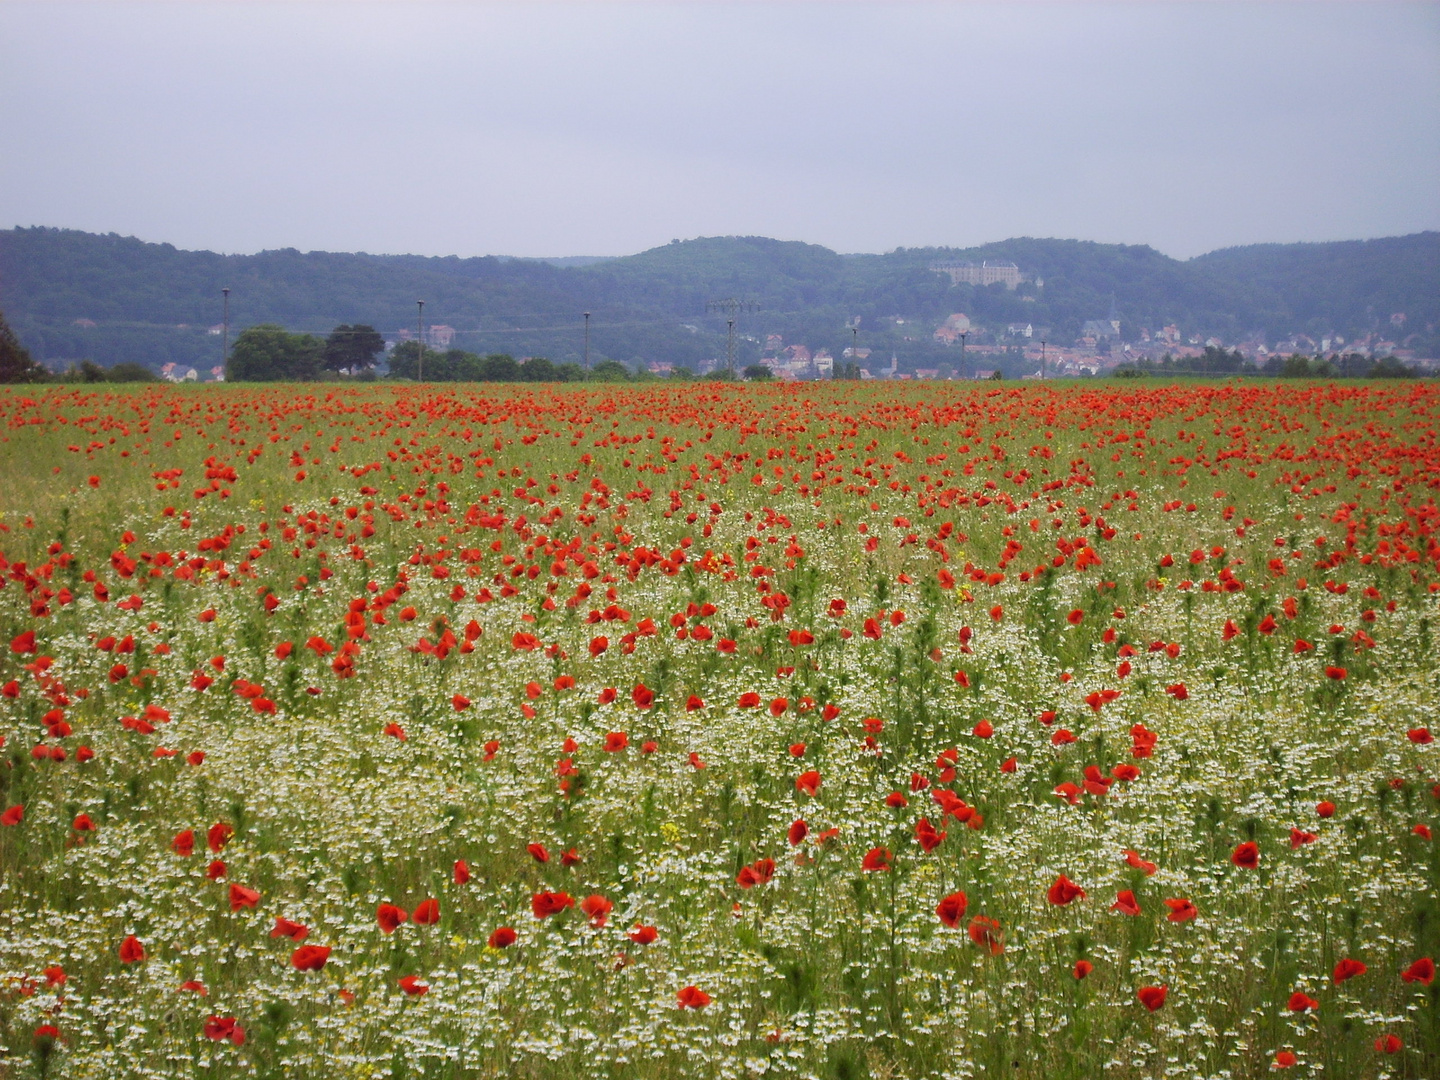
[0,379,1436,1080]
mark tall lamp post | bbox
[416,300,425,382]
[584,312,590,370]
[959,331,968,380]
[221,287,230,373]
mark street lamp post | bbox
[416,300,425,382]
[584,312,590,370]
[221,287,230,372]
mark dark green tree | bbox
[476,354,520,381]
[743,364,773,381]
[588,360,632,382]
[323,324,385,372]
[0,308,47,383]
[227,325,324,382]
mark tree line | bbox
[1114,346,1420,379]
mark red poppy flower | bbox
[1407,727,1433,744]
[451,694,470,711]
[936,891,968,928]
[207,822,234,854]
[1073,960,1093,980]
[1047,875,1086,905]
[1,805,24,827]
[1325,666,1347,680]
[1316,800,1336,818]
[229,884,260,911]
[118,935,145,964]
[43,965,66,986]
[172,829,195,857]
[1273,1050,1296,1068]
[677,985,711,1009]
[531,891,575,919]
[179,980,207,995]
[1401,957,1434,985]
[1374,1034,1402,1054]
[1164,897,1197,922]
[795,770,821,797]
[397,975,429,996]
[787,819,809,846]
[604,731,629,753]
[1137,985,1167,1011]
[580,894,613,927]
[1111,889,1141,916]
[377,903,408,933]
[629,924,658,944]
[1287,991,1318,1012]
[291,945,330,971]
[1165,682,1188,700]
[967,915,1003,954]
[972,719,993,739]
[203,1016,245,1044]
[412,899,439,925]
[1051,729,1076,746]
[914,817,946,851]
[270,917,308,941]
[560,848,582,866]
[1231,841,1260,869]
[737,692,761,708]
[453,860,471,885]
[1332,958,1366,984]
[685,695,704,712]
[861,847,892,872]
[488,927,517,948]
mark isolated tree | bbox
[323,325,385,372]
[742,364,773,381]
[227,325,324,382]
[0,309,47,383]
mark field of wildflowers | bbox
[0,379,1436,1080]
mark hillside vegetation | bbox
[1,227,1435,375]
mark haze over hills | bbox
[1,226,1435,378]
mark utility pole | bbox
[1040,339,1046,380]
[221,287,230,372]
[852,325,858,377]
[583,312,590,370]
[706,298,759,378]
[416,300,425,382]
[960,331,967,380]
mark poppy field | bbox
[0,378,1437,1080]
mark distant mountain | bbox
[1,226,1435,376]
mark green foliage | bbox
[387,344,585,383]
[323,324,384,372]
[2,227,1436,377]
[0,308,47,383]
[742,363,773,381]
[226,324,323,382]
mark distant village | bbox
[148,258,1431,383]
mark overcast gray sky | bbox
[2,2,1437,260]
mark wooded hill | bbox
[1,226,1434,375]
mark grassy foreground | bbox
[0,379,1437,1079]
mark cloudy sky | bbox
[2,2,1437,260]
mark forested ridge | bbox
[1,227,1434,374]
